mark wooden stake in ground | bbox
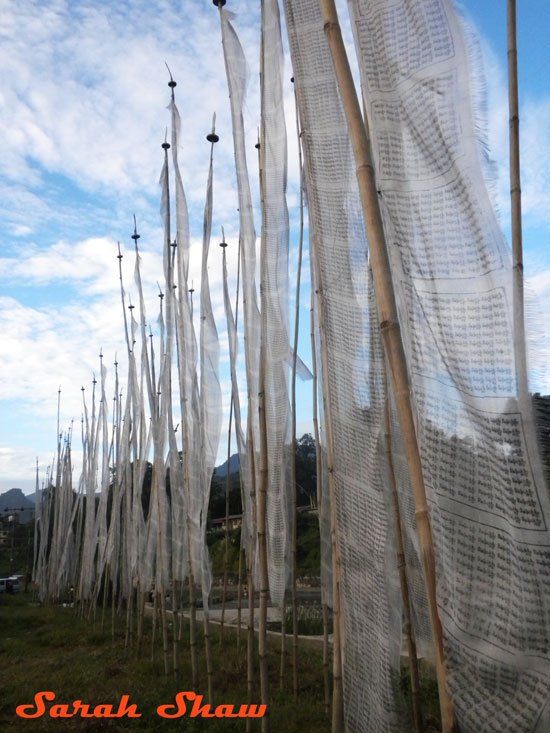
[319,1,455,730]
[220,390,234,648]
[309,267,331,719]
[384,397,423,733]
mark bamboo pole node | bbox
[380,320,399,333]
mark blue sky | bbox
[1,0,549,494]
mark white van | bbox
[0,577,20,593]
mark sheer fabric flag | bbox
[348,0,550,729]
[199,129,222,609]
[309,253,332,610]
[222,245,252,561]
[219,7,261,572]
[283,1,404,729]
[169,94,202,589]
[260,0,292,608]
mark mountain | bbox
[213,453,240,478]
[0,488,35,524]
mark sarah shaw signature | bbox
[16,691,267,719]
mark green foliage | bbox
[0,521,33,579]
[296,511,321,577]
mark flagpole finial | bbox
[207,112,219,143]
[213,0,226,6]
[165,62,177,89]
[132,214,140,241]
[220,225,227,248]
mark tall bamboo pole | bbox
[220,228,242,646]
[295,89,345,728]
[258,29,271,723]
[310,245,344,733]
[319,2,455,729]
[507,0,527,400]
[214,4,259,718]
[290,75,304,702]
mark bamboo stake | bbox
[237,543,244,654]
[151,590,158,662]
[137,589,145,659]
[187,538,200,691]
[384,397,423,733]
[319,2,454,729]
[257,350,271,732]
[246,546,255,733]
[203,612,215,704]
[310,262,331,719]
[219,390,234,648]
[172,580,179,682]
[279,597,287,691]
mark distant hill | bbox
[0,488,35,524]
[213,453,240,478]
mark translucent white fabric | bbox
[348,0,550,729]
[283,1,405,729]
[260,0,292,609]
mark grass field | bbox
[0,592,330,732]
[0,592,441,731]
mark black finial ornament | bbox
[219,240,228,248]
[132,214,140,241]
[207,132,219,143]
[162,141,170,150]
[255,142,260,149]
[165,62,177,89]
[213,0,226,6]
[291,76,294,83]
